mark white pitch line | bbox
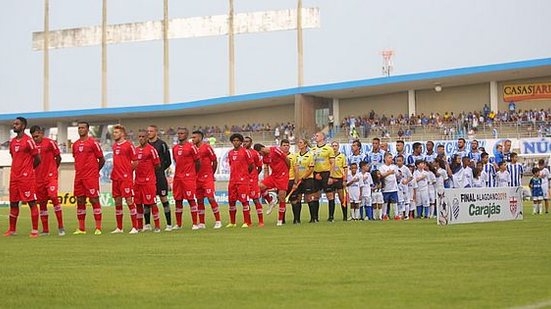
[511,299,551,309]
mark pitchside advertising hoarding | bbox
[437,187,523,225]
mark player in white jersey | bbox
[537,159,550,213]
[427,165,437,218]
[413,160,430,218]
[395,155,412,220]
[507,152,524,188]
[407,165,418,219]
[495,162,510,187]
[433,159,449,218]
[393,140,408,164]
[462,156,474,188]
[366,138,385,171]
[359,161,373,220]
[379,152,399,221]
[371,170,384,220]
[472,167,485,188]
[346,163,363,220]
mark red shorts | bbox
[36,178,59,203]
[228,182,249,203]
[173,179,196,200]
[249,179,261,199]
[9,180,37,203]
[134,182,157,205]
[112,179,134,198]
[261,175,288,191]
[196,179,215,200]
[74,177,100,198]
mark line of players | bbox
[5,116,550,237]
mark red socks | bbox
[262,191,273,204]
[278,201,286,221]
[175,200,183,227]
[128,204,137,229]
[229,202,237,224]
[210,199,221,222]
[39,202,49,232]
[197,200,206,224]
[53,204,63,229]
[8,206,19,232]
[254,200,264,224]
[92,201,102,230]
[188,200,198,225]
[30,205,39,232]
[136,204,144,230]
[115,205,123,229]
[242,202,251,225]
[151,205,160,229]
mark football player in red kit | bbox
[254,139,291,226]
[30,125,64,236]
[243,136,265,227]
[227,133,254,228]
[172,128,201,230]
[110,124,139,234]
[192,130,222,229]
[72,122,105,235]
[4,117,41,237]
[134,130,161,232]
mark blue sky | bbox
[1,0,550,114]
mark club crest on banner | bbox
[509,196,518,216]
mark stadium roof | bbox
[2,57,551,127]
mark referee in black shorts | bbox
[310,132,335,223]
[147,125,174,231]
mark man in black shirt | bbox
[147,125,174,231]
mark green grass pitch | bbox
[1,203,550,308]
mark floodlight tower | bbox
[381,49,394,77]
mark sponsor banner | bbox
[437,186,523,225]
[503,83,551,102]
[519,137,551,155]
[0,190,282,207]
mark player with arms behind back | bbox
[227,133,254,228]
[72,121,105,235]
[4,117,41,237]
[147,125,173,231]
[134,130,161,232]
[30,125,64,236]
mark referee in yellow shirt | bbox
[311,132,335,223]
[289,138,315,224]
[329,141,348,221]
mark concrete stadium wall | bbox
[339,92,408,120]
[416,83,489,115]
[121,104,294,133]
[498,76,551,111]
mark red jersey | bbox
[135,144,160,185]
[35,137,61,180]
[268,147,289,179]
[73,137,104,179]
[197,143,217,182]
[173,142,199,180]
[248,149,262,183]
[228,147,253,184]
[10,134,39,181]
[111,140,137,181]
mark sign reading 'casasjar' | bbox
[503,83,551,102]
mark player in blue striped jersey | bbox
[452,138,469,159]
[347,139,365,167]
[481,152,496,187]
[468,139,482,163]
[406,142,425,166]
[424,141,437,163]
[507,152,523,187]
[365,138,385,171]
